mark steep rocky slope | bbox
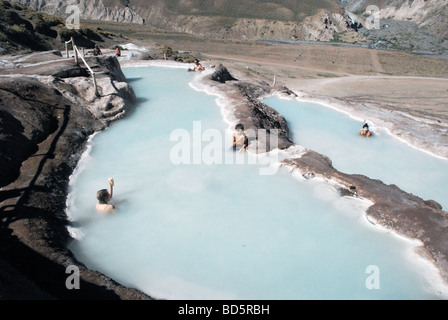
[11,0,144,23]
[0,0,130,54]
[9,0,353,41]
[9,0,448,54]
[338,0,448,54]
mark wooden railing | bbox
[65,37,99,97]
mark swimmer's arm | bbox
[109,183,114,199]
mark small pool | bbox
[66,66,446,299]
[263,96,448,210]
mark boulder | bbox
[209,63,237,83]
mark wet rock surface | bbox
[283,150,448,283]
[207,70,293,152]
[209,63,237,83]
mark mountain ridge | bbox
[7,0,448,55]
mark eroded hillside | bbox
[8,0,448,55]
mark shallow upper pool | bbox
[263,96,448,210]
[66,66,446,300]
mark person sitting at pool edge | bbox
[93,44,102,56]
[188,59,205,72]
[115,46,121,57]
[96,178,115,213]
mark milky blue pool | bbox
[66,66,446,300]
[262,96,448,210]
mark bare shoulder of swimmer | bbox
[96,188,114,213]
[96,203,115,213]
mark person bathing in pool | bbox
[360,122,372,137]
[96,178,115,213]
[233,124,248,153]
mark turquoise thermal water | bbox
[262,96,448,210]
[67,66,445,300]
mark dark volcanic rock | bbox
[51,66,90,78]
[0,51,151,299]
[202,68,293,152]
[209,63,237,83]
[0,77,60,187]
[231,81,293,151]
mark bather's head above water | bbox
[235,124,244,132]
[96,188,115,213]
[97,189,111,204]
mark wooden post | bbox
[93,73,99,97]
[71,37,79,65]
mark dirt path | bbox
[370,49,385,74]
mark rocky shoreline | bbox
[1,54,447,299]
[0,51,151,299]
[198,64,448,291]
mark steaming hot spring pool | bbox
[66,66,448,300]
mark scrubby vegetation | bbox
[27,11,63,37]
[0,1,52,52]
[0,0,123,54]
[160,44,198,63]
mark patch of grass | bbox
[4,23,50,50]
[27,11,61,26]
[160,44,176,57]
[378,50,448,78]
[58,26,103,44]
[8,23,27,35]
[79,27,103,41]
[0,5,33,30]
[27,11,62,37]
[57,26,79,41]
[159,44,197,62]
[329,32,341,43]
[316,73,340,78]
[0,30,6,41]
[0,0,111,52]
[175,51,197,63]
